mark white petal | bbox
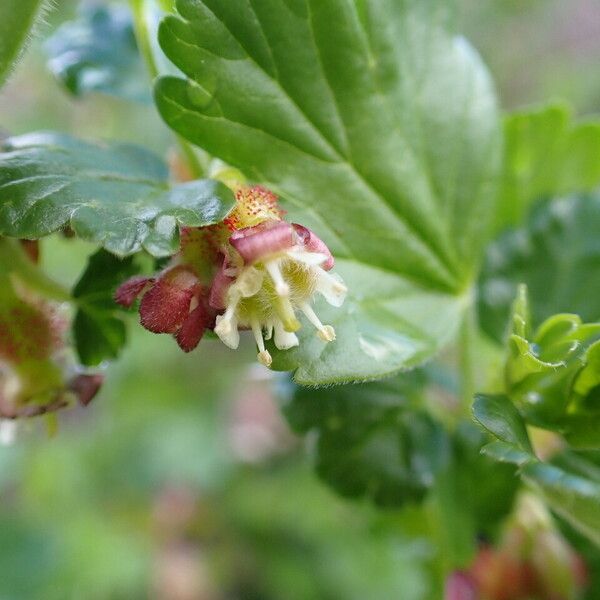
[236,266,264,297]
[214,314,240,349]
[314,269,347,307]
[273,320,300,350]
[286,249,328,266]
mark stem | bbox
[129,0,205,178]
[0,238,71,302]
[459,293,477,412]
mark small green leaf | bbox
[522,461,600,547]
[73,310,126,368]
[479,194,600,342]
[0,132,235,256]
[45,5,150,103]
[502,287,600,430]
[0,0,48,86]
[472,393,534,456]
[154,0,501,384]
[495,104,600,234]
[284,372,450,506]
[72,249,140,366]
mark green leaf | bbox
[502,286,600,430]
[45,5,150,103]
[495,105,600,234]
[479,193,600,342]
[154,0,501,384]
[284,372,450,506]
[72,249,141,366]
[472,393,534,459]
[0,0,48,86]
[0,132,235,256]
[522,461,600,547]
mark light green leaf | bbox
[154,0,501,383]
[502,286,600,430]
[45,5,150,103]
[495,104,600,234]
[0,132,235,256]
[522,461,600,547]
[479,194,600,342]
[0,0,48,86]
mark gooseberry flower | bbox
[115,185,347,366]
[0,240,103,419]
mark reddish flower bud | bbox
[445,571,479,600]
[68,373,104,407]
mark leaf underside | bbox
[155,0,501,384]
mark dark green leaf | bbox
[154,0,501,384]
[0,132,235,256]
[0,0,48,86]
[495,105,600,234]
[284,372,450,506]
[72,249,140,366]
[472,393,534,458]
[479,193,600,342]
[45,5,150,103]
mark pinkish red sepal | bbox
[114,276,154,308]
[209,256,235,310]
[175,304,211,352]
[293,223,334,270]
[229,220,295,264]
[139,266,199,334]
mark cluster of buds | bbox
[115,185,346,366]
[0,239,102,421]
[445,493,587,600]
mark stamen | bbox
[265,258,290,296]
[251,318,272,367]
[301,303,336,342]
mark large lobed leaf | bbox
[154,0,501,384]
[0,132,235,257]
[494,105,600,235]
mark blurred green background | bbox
[1,1,600,599]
